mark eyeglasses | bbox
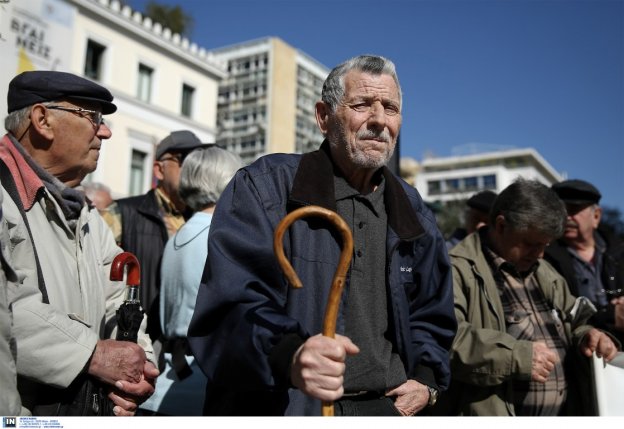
[46,105,104,128]
[159,153,184,165]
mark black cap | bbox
[7,70,117,114]
[552,179,601,205]
[466,190,497,213]
[155,130,204,160]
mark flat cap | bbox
[7,70,117,114]
[155,130,204,160]
[466,190,497,213]
[552,179,601,205]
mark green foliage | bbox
[430,199,466,239]
[144,1,194,38]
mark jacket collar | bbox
[288,140,424,240]
[0,134,45,210]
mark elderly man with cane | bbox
[189,55,456,416]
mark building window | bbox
[84,39,105,81]
[137,63,153,103]
[428,180,441,195]
[129,150,147,195]
[181,84,195,118]
[464,176,478,191]
[483,174,497,190]
[445,178,460,192]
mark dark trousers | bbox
[334,392,401,416]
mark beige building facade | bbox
[1,0,227,198]
[210,37,328,163]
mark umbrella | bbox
[110,252,143,343]
[274,205,353,416]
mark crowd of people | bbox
[1,54,622,418]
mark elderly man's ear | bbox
[315,101,330,135]
[29,104,55,141]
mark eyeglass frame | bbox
[45,105,105,129]
[158,152,185,165]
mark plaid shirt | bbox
[483,244,569,416]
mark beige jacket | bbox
[0,135,154,410]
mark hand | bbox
[385,379,429,416]
[580,328,618,362]
[531,341,558,383]
[290,334,359,402]
[109,361,159,416]
[87,339,147,386]
[611,297,624,332]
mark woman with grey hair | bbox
[139,146,243,416]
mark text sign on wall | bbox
[0,0,75,115]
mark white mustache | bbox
[357,130,390,143]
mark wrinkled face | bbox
[44,101,111,186]
[323,71,402,170]
[493,216,552,273]
[562,203,601,243]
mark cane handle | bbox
[110,252,141,286]
[273,205,354,416]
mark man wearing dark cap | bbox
[446,190,498,250]
[1,70,158,416]
[545,179,624,343]
[107,130,205,354]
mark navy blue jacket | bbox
[188,142,456,415]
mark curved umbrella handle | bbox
[273,205,354,416]
[110,252,141,286]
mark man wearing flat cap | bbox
[545,179,624,343]
[1,70,158,415]
[107,130,205,357]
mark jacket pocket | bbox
[68,313,92,328]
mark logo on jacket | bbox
[400,266,412,273]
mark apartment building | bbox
[1,0,227,198]
[414,148,564,204]
[209,37,329,163]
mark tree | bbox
[142,1,194,38]
[601,205,624,240]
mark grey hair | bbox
[4,106,31,134]
[82,181,111,191]
[489,178,567,238]
[4,101,66,134]
[178,146,244,212]
[82,181,111,195]
[321,55,402,112]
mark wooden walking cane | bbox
[273,205,354,416]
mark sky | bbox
[127,0,624,213]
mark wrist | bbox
[426,385,438,407]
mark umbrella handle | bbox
[273,205,354,417]
[110,252,141,286]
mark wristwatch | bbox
[427,385,439,407]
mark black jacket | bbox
[116,189,168,339]
[544,226,624,342]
